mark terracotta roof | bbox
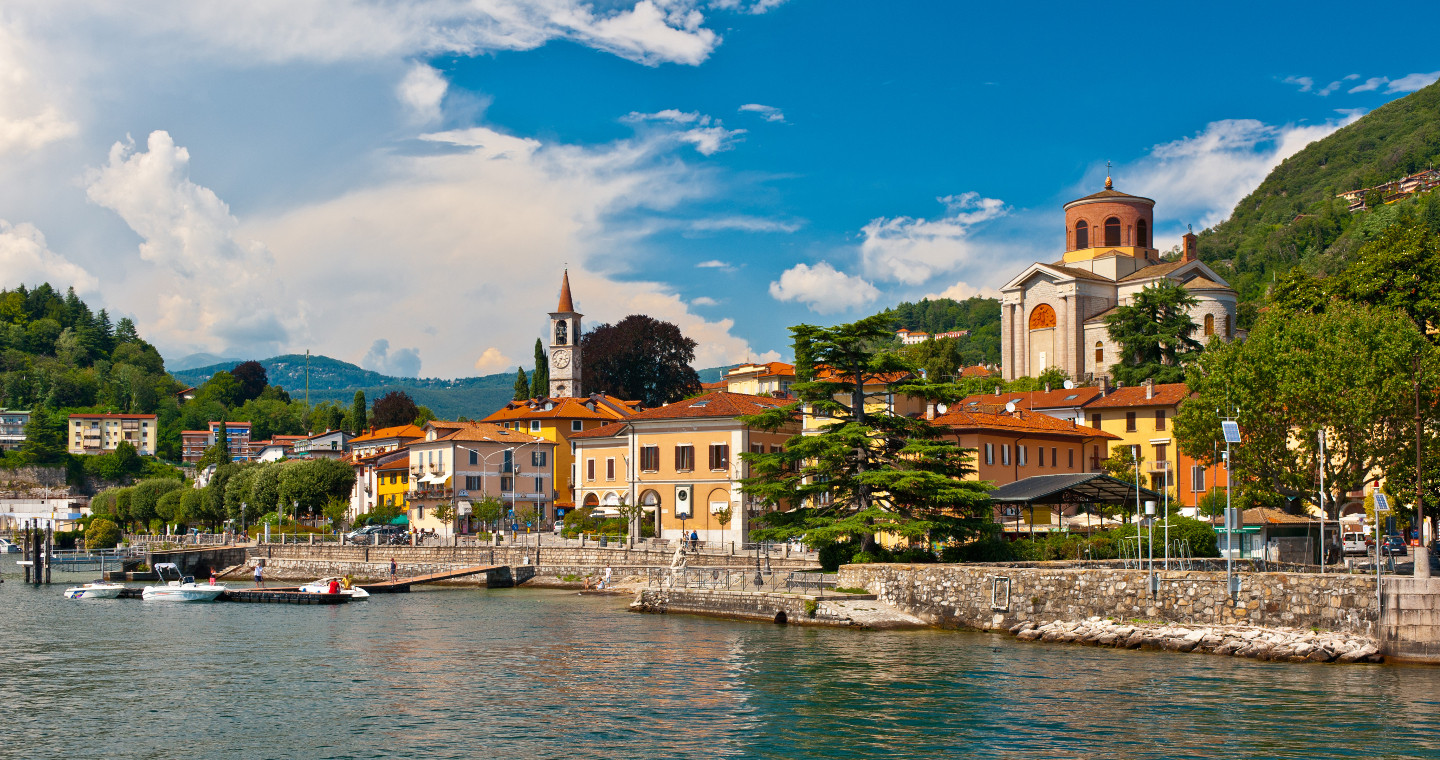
[960,365,996,378]
[349,424,426,444]
[1065,185,1156,206]
[625,390,789,422]
[814,366,915,384]
[421,421,549,446]
[1243,508,1316,525]
[482,394,636,424]
[1118,261,1188,282]
[181,430,211,435]
[700,380,726,391]
[377,455,411,470]
[933,408,1118,440]
[1084,382,1190,409]
[569,421,629,440]
[1048,264,1113,282]
[727,361,796,378]
[1182,275,1227,290]
[958,386,1104,413]
[556,269,575,313]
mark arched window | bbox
[1136,219,1148,247]
[1028,304,1056,330]
[1104,217,1121,247]
[1223,314,1232,339]
[555,319,569,345]
[1094,341,1104,365]
[1204,314,1215,337]
[1074,220,1089,249]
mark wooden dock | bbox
[361,564,507,593]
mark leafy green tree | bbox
[197,370,241,407]
[740,314,993,553]
[1336,220,1440,337]
[181,489,207,528]
[224,466,259,520]
[20,408,67,464]
[248,462,284,516]
[130,478,183,526]
[513,367,530,401]
[278,458,356,519]
[432,502,455,539]
[473,495,503,534]
[323,496,350,531]
[1105,279,1203,385]
[85,518,122,549]
[1036,366,1070,391]
[531,338,549,398]
[348,390,367,434]
[1174,303,1433,517]
[114,488,134,528]
[155,488,184,525]
[414,405,436,426]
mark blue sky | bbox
[0,1,1436,378]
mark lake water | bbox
[5,567,1440,759]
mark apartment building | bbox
[67,413,157,456]
[180,420,254,463]
[406,421,555,535]
[0,409,30,451]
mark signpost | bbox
[1374,492,1391,619]
[1221,419,1242,601]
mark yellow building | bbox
[373,453,410,513]
[67,413,157,456]
[722,362,795,397]
[1083,380,1188,497]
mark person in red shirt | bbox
[328,578,340,594]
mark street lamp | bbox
[1221,415,1242,602]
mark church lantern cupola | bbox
[1061,170,1158,264]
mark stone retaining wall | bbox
[838,563,1379,636]
[631,588,855,626]
[254,544,819,571]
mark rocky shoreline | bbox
[1010,617,1382,664]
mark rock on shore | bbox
[1008,618,1382,664]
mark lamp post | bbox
[1221,415,1241,603]
[1319,429,1327,574]
[456,444,518,539]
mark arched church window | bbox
[1136,219,1148,247]
[1094,341,1104,365]
[1074,220,1089,249]
[1104,217,1121,247]
[1028,304,1056,330]
[555,320,568,345]
[1204,314,1215,337]
[1223,314,1231,339]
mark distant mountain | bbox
[1197,79,1440,303]
[169,352,244,372]
[697,365,740,384]
[173,354,739,419]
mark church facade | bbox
[999,178,1239,381]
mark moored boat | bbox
[141,563,226,601]
[64,582,125,599]
[298,577,370,599]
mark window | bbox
[469,449,478,465]
[1154,443,1168,469]
[465,475,481,491]
[1001,444,1011,466]
[640,445,659,471]
[1092,445,1101,469]
[709,444,729,471]
[770,445,782,454]
[530,420,541,431]
[586,459,595,481]
[1104,217,1121,246]
[1155,410,1167,431]
[1192,466,1206,492]
[500,477,513,492]
[1075,220,1089,249]
[503,449,513,473]
[1068,448,1074,468]
[1136,218,1148,247]
[1125,412,1137,432]
[417,506,424,519]
[535,476,544,493]
[531,450,547,467]
[555,319,568,345]
[675,445,695,472]
[1094,341,1104,365]
[572,420,583,432]
[1223,314,1232,339]
[1204,313,1215,337]
[1051,448,1058,469]
[606,458,615,480]
[750,443,763,454]
[985,443,994,466]
[1090,413,1101,429]
[1018,445,1027,467]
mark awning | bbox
[390,515,410,525]
[989,473,1160,506]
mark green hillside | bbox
[1198,79,1440,304]
[878,296,1001,365]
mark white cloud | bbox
[84,130,293,355]
[689,216,800,233]
[474,347,515,373]
[677,125,745,154]
[858,192,1008,285]
[0,25,77,156]
[691,296,719,306]
[398,63,449,123]
[924,280,1001,302]
[1282,76,1313,93]
[0,220,98,292]
[1317,81,1341,96]
[624,109,704,124]
[710,0,790,13]
[768,261,879,314]
[363,338,423,377]
[1349,76,1387,93]
[696,259,733,269]
[624,109,743,154]
[1121,113,1363,232]
[738,103,785,122]
[1387,71,1440,93]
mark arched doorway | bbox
[1028,303,1057,375]
[640,489,661,536]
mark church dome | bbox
[1062,176,1156,255]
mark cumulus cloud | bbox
[474,347,514,373]
[84,130,292,355]
[0,25,77,156]
[624,109,744,154]
[738,103,785,122]
[924,280,1001,302]
[0,220,98,292]
[858,192,1008,285]
[1121,114,1363,232]
[398,63,449,123]
[677,125,745,154]
[1387,71,1440,93]
[363,339,423,378]
[691,296,719,306]
[689,216,800,233]
[768,261,879,314]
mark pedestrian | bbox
[253,562,265,588]
[602,565,612,590]
[690,530,699,551]
[390,556,397,580]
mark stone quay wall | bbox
[631,588,856,626]
[837,563,1380,637]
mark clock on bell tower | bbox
[548,270,582,398]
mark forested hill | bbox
[1197,79,1440,303]
[877,296,1002,365]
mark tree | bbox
[20,408,67,464]
[531,339,549,398]
[349,390,367,434]
[1336,220,1440,339]
[1174,303,1433,518]
[432,502,455,540]
[155,488,184,526]
[231,360,269,402]
[513,367,530,401]
[130,478,183,527]
[580,314,702,406]
[414,405,436,426]
[473,496,503,535]
[197,370,241,407]
[323,496,350,531]
[1100,444,1145,523]
[1036,366,1070,391]
[740,314,993,553]
[85,518,122,549]
[278,458,356,519]
[216,419,230,460]
[370,390,419,429]
[1105,279,1204,385]
[181,488,207,528]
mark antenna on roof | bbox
[936,403,948,415]
[1063,380,1075,390]
[1004,400,1017,413]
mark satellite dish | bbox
[1063,380,1075,390]
[1004,400,1017,413]
[936,403,948,414]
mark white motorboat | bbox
[141,563,227,601]
[64,582,125,599]
[299,577,370,599]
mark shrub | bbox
[86,518,122,549]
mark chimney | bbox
[994,386,1001,396]
[1181,226,1198,262]
[1044,383,1051,393]
[925,400,936,421]
[1145,378,1154,400]
[1099,375,1110,397]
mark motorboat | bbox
[299,577,370,599]
[0,537,19,553]
[64,581,126,599]
[141,563,226,601]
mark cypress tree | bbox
[513,367,530,401]
[350,390,367,434]
[531,338,549,398]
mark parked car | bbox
[347,524,407,545]
[1342,532,1368,555]
[1380,535,1408,557]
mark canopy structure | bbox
[389,515,410,525]
[989,472,1160,506]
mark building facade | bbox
[181,420,254,463]
[67,413,157,456]
[548,270,582,398]
[722,362,795,397]
[0,409,30,451]
[406,421,555,535]
[1000,178,1239,382]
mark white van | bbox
[1342,531,1368,555]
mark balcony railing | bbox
[1147,461,1171,473]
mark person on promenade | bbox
[390,556,398,580]
[602,565,612,590]
[253,563,265,588]
[690,530,699,552]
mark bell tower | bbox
[548,270,581,398]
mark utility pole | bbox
[1319,429,1326,574]
[1417,355,1430,580]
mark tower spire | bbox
[1105,160,1113,190]
[557,269,575,313]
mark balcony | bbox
[1147,461,1171,473]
